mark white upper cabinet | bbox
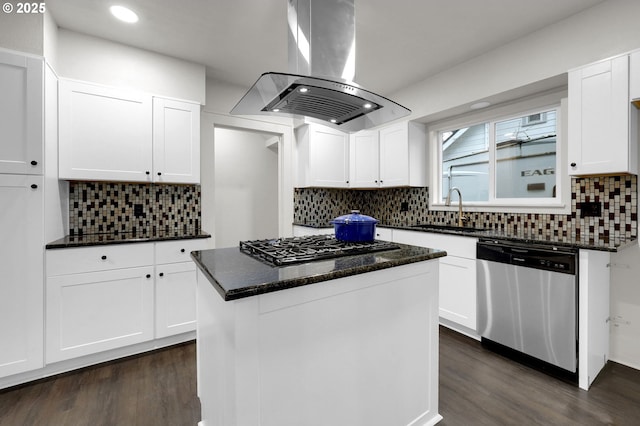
[349,121,427,188]
[296,124,350,188]
[153,98,200,184]
[568,55,637,175]
[59,79,201,184]
[59,79,153,182]
[630,50,640,105]
[349,130,380,187]
[0,51,43,175]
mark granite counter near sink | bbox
[293,222,636,252]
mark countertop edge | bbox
[46,231,211,249]
[191,248,446,301]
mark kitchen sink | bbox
[411,224,486,233]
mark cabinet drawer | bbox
[155,238,210,265]
[46,243,154,276]
[375,227,393,241]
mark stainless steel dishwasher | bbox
[477,239,578,382]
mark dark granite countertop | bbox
[293,222,635,252]
[46,228,211,249]
[191,243,446,301]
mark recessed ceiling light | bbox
[363,103,372,109]
[110,5,139,23]
[299,87,309,93]
[470,101,491,110]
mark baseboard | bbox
[0,331,195,390]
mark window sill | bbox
[430,202,571,215]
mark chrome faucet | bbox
[445,187,467,227]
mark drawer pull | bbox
[159,272,164,277]
[146,274,151,279]
[30,184,38,189]
[180,248,186,253]
[31,160,38,166]
[101,255,107,260]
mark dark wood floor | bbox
[2,328,639,425]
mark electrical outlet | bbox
[400,201,409,212]
[134,204,144,218]
[580,201,602,217]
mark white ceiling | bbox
[46,0,606,96]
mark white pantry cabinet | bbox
[296,124,350,188]
[392,229,477,333]
[46,243,156,363]
[0,175,44,378]
[59,80,201,183]
[568,55,638,175]
[349,121,427,188]
[0,51,43,175]
[153,98,200,184]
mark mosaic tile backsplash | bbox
[294,175,638,245]
[69,182,201,235]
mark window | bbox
[435,104,564,210]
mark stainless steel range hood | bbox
[230,0,411,132]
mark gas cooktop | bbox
[239,235,400,266]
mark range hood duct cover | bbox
[230,0,410,132]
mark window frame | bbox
[428,92,570,215]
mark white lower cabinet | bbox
[46,266,155,363]
[438,255,476,330]
[154,239,209,338]
[392,229,477,332]
[155,262,198,338]
[45,238,208,363]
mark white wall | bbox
[394,0,640,123]
[56,29,206,103]
[213,127,279,247]
[0,9,43,55]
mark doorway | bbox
[213,127,279,247]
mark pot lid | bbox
[331,210,378,224]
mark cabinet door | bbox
[0,175,44,377]
[155,262,197,338]
[302,125,349,187]
[568,56,632,175]
[349,130,380,188]
[46,266,155,363]
[379,122,409,187]
[0,52,43,175]
[153,98,200,184]
[439,256,476,330]
[59,80,153,182]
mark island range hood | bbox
[230,0,411,133]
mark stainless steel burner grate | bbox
[239,235,399,266]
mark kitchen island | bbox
[191,238,446,426]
